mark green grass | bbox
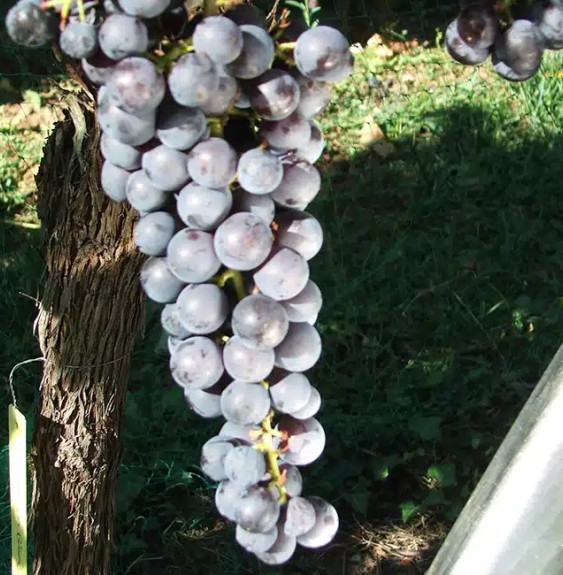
[1,38,562,575]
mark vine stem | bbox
[214,268,247,300]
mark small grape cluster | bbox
[5,0,353,565]
[445,0,562,81]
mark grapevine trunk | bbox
[30,89,145,575]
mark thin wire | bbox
[8,352,131,410]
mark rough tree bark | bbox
[30,87,145,575]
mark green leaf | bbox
[427,463,456,487]
[343,477,371,515]
[400,500,419,523]
[284,0,306,12]
[409,415,442,441]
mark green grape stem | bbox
[257,411,288,503]
[215,268,247,300]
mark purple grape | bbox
[187,137,238,188]
[270,160,321,209]
[142,145,190,191]
[199,74,239,116]
[296,497,339,548]
[243,70,301,121]
[294,73,332,119]
[5,1,56,47]
[59,21,98,59]
[101,160,130,202]
[269,372,312,415]
[223,335,275,382]
[261,113,312,150]
[284,497,316,537]
[281,280,323,324]
[457,3,499,50]
[492,20,544,81]
[537,3,563,50]
[161,303,192,338]
[224,445,267,486]
[291,385,321,420]
[98,14,149,60]
[237,148,284,195]
[232,294,289,350]
[254,525,296,565]
[445,19,490,65]
[118,0,171,18]
[170,336,224,390]
[133,211,176,255]
[274,322,321,372]
[295,121,325,164]
[176,283,229,334]
[236,524,278,553]
[253,248,310,301]
[176,182,232,231]
[225,24,275,79]
[235,485,280,533]
[279,416,326,466]
[220,381,271,425]
[105,57,165,115]
[100,133,141,171]
[193,15,244,65]
[140,256,185,303]
[166,228,221,283]
[168,53,220,108]
[126,170,168,212]
[294,26,354,83]
[275,210,323,261]
[214,212,273,271]
[156,104,208,151]
[232,190,276,224]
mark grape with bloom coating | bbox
[126,171,168,212]
[275,211,323,261]
[166,229,221,283]
[261,113,312,150]
[295,121,325,164]
[142,145,190,192]
[119,0,171,19]
[278,463,302,497]
[140,257,185,303]
[237,148,284,195]
[232,294,289,350]
[200,436,234,481]
[156,104,208,151]
[176,182,232,231]
[199,75,239,116]
[100,133,141,171]
[269,372,312,415]
[170,336,224,390]
[254,526,297,565]
[184,386,222,419]
[216,479,245,521]
[235,485,280,533]
[294,26,354,83]
[253,248,310,301]
[236,524,278,553]
[284,497,316,537]
[105,57,165,116]
[161,303,192,339]
[445,18,490,65]
[291,385,321,420]
[226,24,275,79]
[5,1,55,48]
[214,212,273,271]
[169,53,219,108]
[187,137,238,188]
[193,15,244,65]
[176,283,229,334]
[281,280,322,324]
[274,322,322,372]
[271,160,321,209]
[244,70,301,121]
[60,22,98,59]
[279,416,326,466]
[134,211,176,256]
[101,161,129,202]
[223,335,275,382]
[232,190,275,224]
[99,14,149,60]
[537,3,563,50]
[220,380,271,425]
[295,74,332,119]
[224,445,266,486]
[296,497,339,548]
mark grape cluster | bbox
[446,1,562,81]
[5,0,353,565]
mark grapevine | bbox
[5,0,354,565]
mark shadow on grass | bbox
[108,102,563,574]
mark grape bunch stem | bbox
[42,0,88,28]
